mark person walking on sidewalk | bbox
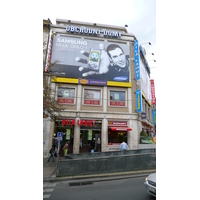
[63,142,68,156]
[48,146,55,162]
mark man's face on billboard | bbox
[109,48,126,68]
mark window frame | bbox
[82,88,102,106]
[56,86,76,105]
[108,89,127,107]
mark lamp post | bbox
[140,42,151,46]
[146,53,154,56]
[147,60,156,62]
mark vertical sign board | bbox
[134,40,140,80]
[136,89,142,113]
[150,79,156,104]
[57,132,63,141]
[152,110,156,125]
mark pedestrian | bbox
[91,138,95,153]
[63,142,68,156]
[80,137,82,149]
[120,141,128,151]
[48,146,55,162]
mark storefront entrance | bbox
[54,121,74,155]
[80,130,101,153]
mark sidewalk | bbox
[43,157,156,183]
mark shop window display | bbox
[108,131,127,145]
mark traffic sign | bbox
[57,132,63,141]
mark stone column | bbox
[103,87,107,112]
[128,88,132,113]
[101,118,108,152]
[43,118,55,158]
[73,118,80,154]
[77,85,82,111]
[129,119,139,149]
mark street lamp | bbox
[140,42,151,46]
[146,53,154,56]
[147,60,156,62]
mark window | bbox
[108,131,127,145]
[142,99,145,112]
[57,87,75,104]
[145,103,147,114]
[109,90,126,107]
[148,107,150,119]
[83,89,101,106]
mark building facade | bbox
[43,18,155,157]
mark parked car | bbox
[144,173,156,197]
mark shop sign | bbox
[79,78,107,86]
[62,119,95,127]
[66,25,121,38]
[108,121,127,126]
[134,40,140,80]
[150,79,156,104]
[152,110,156,125]
[136,89,142,113]
[141,112,146,119]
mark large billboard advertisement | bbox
[50,36,130,82]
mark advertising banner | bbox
[134,40,140,80]
[136,89,142,113]
[50,36,130,82]
[152,110,156,125]
[150,79,156,104]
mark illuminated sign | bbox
[66,25,121,38]
[141,112,146,119]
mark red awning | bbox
[109,127,132,131]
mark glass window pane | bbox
[58,88,75,98]
[84,89,100,100]
[110,91,125,101]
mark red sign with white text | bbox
[110,101,125,107]
[84,100,100,105]
[62,119,96,127]
[58,98,74,104]
[150,79,156,104]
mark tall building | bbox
[43,18,155,157]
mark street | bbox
[43,176,156,200]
